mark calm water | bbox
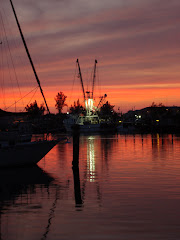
[1,133,180,240]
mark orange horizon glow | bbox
[1,84,180,114]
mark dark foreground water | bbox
[1,133,180,240]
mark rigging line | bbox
[96,65,101,98]
[0,10,7,109]
[68,62,77,107]
[0,10,24,107]
[4,86,39,111]
[10,0,50,114]
[22,86,39,112]
[0,44,6,109]
[5,50,16,109]
[86,68,88,92]
[90,66,93,92]
[2,6,34,97]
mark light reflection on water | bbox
[1,133,180,239]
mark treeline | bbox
[25,92,67,116]
[25,91,117,119]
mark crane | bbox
[97,94,107,109]
[76,59,86,103]
[76,59,101,114]
[92,59,97,99]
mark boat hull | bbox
[0,139,59,168]
[72,123,101,133]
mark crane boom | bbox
[76,59,86,103]
[92,59,97,99]
[97,94,107,108]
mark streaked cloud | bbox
[0,0,180,112]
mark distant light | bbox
[156,119,159,122]
[139,115,141,118]
[119,121,122,123]
[67,112,69,114]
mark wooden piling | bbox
[72,131,82,206]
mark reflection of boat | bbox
[0,165,54,206]
[0,165,56,239]
[0,1,66,167]
[0,165,54,185]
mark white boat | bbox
[64,113,115,133]
[0,138,65,167]
[64,59,115,133]
[64,113,101,133]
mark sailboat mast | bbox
[76,59,86,103]
[9,0,50,114]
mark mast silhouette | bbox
[92,59,97,99]
[76,59,86,103]
[9,0,50,114]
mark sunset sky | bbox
[0,0,180,113]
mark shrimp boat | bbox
[64,59,113,133]
[63,59,101,132]
[0,0,66,167]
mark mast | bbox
[92,59,97,99]
[9,0,50,114]
[76,59,86,103]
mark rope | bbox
[68,62,77,109]
[3,5,35,98]
[22,86,39,112]
[4,86,39,111]
[96,65,102,98]
[0,10,6,109]
[0,10,24,108]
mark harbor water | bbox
[1,133,180,240]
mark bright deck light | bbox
[85,98,94,111]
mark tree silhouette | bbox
[100,101,115,115]
[69,99,85,114]
[98,101,118,122]
[25,100,45,116]
[55,92,67,114]
[150,102,165,108]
